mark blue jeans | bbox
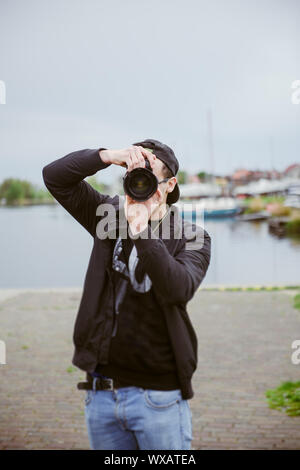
[84,379,193,450]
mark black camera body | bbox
[123,157,158,202]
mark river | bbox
[0,204,299,288]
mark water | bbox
[0,205,299,288]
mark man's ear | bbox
[168,176,177,193]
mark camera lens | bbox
[123,158,158,201]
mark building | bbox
[284,164,300,179]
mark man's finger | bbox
[133,146,146,168]
[126,194,137,205]
[139,146,156,169]
[127,152,134,172]
[129,147,139,170]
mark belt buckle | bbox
[102,377,114,390]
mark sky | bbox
[0,0,300,187]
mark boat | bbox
[234,211,271,222]
[284,195,300,209]
[284,184,300,208]
[174,197,242,219]
[268,216,291,237]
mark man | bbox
[42,138,211,450]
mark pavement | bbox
[0,288,299,450]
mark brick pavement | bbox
[0,289,299,450]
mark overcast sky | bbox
[0,0,300,186]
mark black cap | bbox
[132,138,180,205]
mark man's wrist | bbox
[130,223,161,257]
[99,149,111,164]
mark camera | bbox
[123,157,159,202]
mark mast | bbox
[207,108,216,186]
[269,136,275,180]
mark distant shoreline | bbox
[0,200,57,208]
[0,284,299,303]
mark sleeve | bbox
[42,148,115,237]
[130,222,211,305]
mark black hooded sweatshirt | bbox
[42,148,211,399]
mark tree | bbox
[0,178,40,204]
[177,171,187,185]
[197,171,208,181]
[86,176,110,193]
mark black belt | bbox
[77,375,137,391]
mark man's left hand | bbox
[124,190,162,237]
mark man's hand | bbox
[99,146,156,172]
[124,190,164,237]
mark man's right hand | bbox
[99,146,156,172]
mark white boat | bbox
[284,195,300,209]
[174,197,242,218]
